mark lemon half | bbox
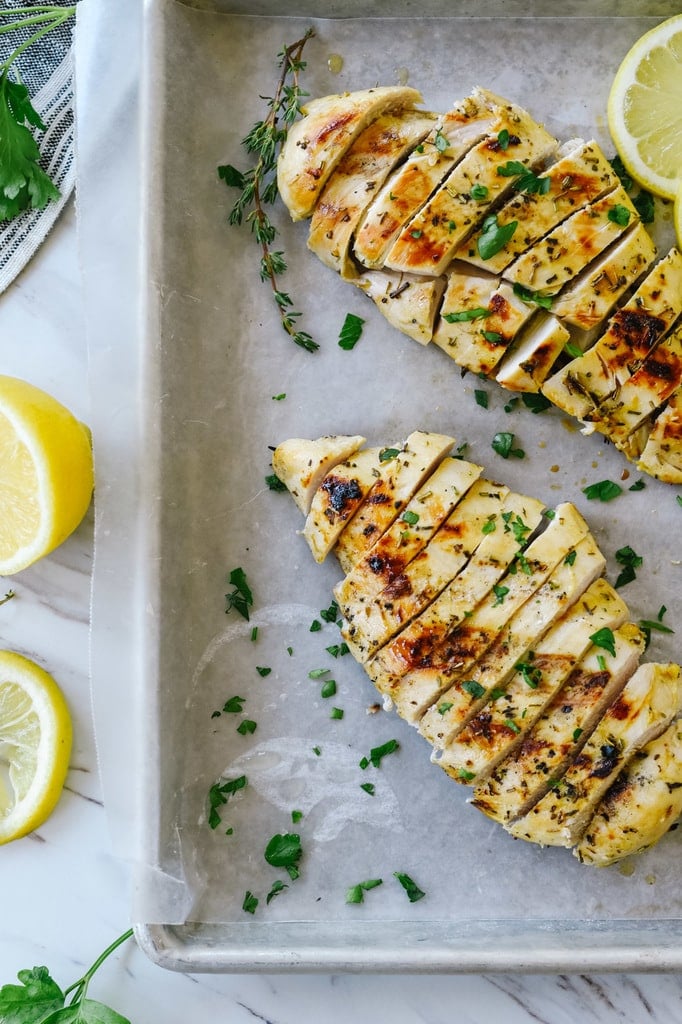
[0,375,93,575]
[608,15,682,200]
[0,651,72,844]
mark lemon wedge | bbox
[0,650,72,844]
[0,375,93,575]
[607,14,682,200]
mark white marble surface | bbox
[0,196,682,1024]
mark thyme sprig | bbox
[219,29,317,353]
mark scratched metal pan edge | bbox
[135,0,682,972]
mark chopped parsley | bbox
[326,642,350,658]
[242,890,258,914]
[264,832,302,880]
[309,619,322,632]
[359,738,400,769]
[589,627,616,657]
[582,479,623,502]
[265,473,287,491]
[512,282,554,309]
[266,880,289,904]
[516,661,542,689]
[291,809,303,823]
[379,447,401,462]
[223,696,246,713]
[492,431,525,459]
[470,183,489,200]
[497,160,550,194]
[251,626,259,642]
[477,214,518,260]
[573,728,583,742]
[492,583,509,606]
[346,878,383,904]
[360,782,375,796]
[437,702,454,716]
[614,545,643,589]
[401,510,420,525]
[443,306,491,323]
[628,479,646,491]
[320,678,337,698]
[338,312,365,350]
[564,340,583,360]
[207,774,247,830]
[608,203,631,226]
[330,707,344,720]
[393,871,425,902]
[320,600,340,623]
[639,606,674,650]
[434,130,449,153]
[462,679,486,700]
[308,668,330,679]
[458,768,476,782]
[481,516,497,535]
[225,567,253,620]
[474,389,489,409]
[521,392,552,414]
[237,719,257,735]
[256,665,271,677]
[272,393,286,401]
[564,550,577,566]
[497,128,510,150]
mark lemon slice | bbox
[0,651,72,844]
[0,375,93,575]
[607,14,682,200]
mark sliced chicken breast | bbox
[472,622,646,825]
[334,431,455,574]
[575,716,682,866]
[353,90,499,269]
[302,446,385,563]
[508,662,680,847]
[369,492,545,715]
[383,99,558,277]
[637,387,682,484]
[334,456,482,618]
[441,579,628,784]
[272,435,366,514]
[344,479,510,663]
[308,111,437,278]
[354,268,446,344]
[277,86,423,221]
[456,139,620,274]
[495,312,570,392]
[503,186,639,296]
[417,502,592,748]
[434,534,607,774]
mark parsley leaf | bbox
[243,891,259,914]
[492,431,525,459]
[208,775,247,829]
[346,878,383,904]
[264,832,303,880]
[608,203,631,226]
[443,306,491,323]
[512,282,554,309]
[589,627,616,657]
[477,214,518,260]
[225,567,253,619]
[521,392,551,414]
[0,74,61,222]
[223,696,246,713]
[474,389,489,409]
[237,719,257,735]
[338,312,365,350]
[462,679,486,699]
[266,879,289,904]
[614,545,643,589]
[393,871,425,902]
[582,479,623,502]
[359,739,400,769]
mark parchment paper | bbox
[86,0,682,932]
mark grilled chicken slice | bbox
[541,248,682,421]
[508,662,680,848]
[302,446,385,563]
[472,622,646,825]
[354,268,446,344]
[434,534,607,777]
[433,276,535,376]
[272,435,366,514]
[383,98,558,276]
[308,111,437,278]
[456,139,620,274]
[369,491,545,717]
[582,321,682,447]
[575,716,682,866]
[277,86,423,221]
[344,479,510,663]
[549,223,657,331]
[353,90,498,269]
[495,312,570,392]
[334,456,481,620]
[440,579,628,784]
[637,387,682,484]
[503,186,639,296]
[334,431,455,574]
[418,503,592,748]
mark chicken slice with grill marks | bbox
[575,715,682,867]
[433,275,535,376]
[439,579,628,785]
[433,534,607,774]
[582,321,682,447]
[417,502,592,748]
[455,139,620,274]
[334,456,482,623]
[354,268,446,345]
[343,479,510,664]
[471,622,646,825]
[549,223,657,332]
[383,98,558,277]
[277,86,423,221]
[507,663,680,848]
[272,435,366,514]
[353,89,499,270]
[366,491,545,715]
[302,446,385,564]
[333,431,455,575]
[503,186,639,296]
[541,248,682,421]
[307,110,437,279]
[636,386,682,484]
[494,312,570,392]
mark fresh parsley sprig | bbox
[0,6,76,221]
[0,929,134,1024]
[218,29,317,353]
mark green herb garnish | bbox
[223,696,246,713]
[492,431,525,459]
[339,312,365,350]
[462,679,486,699]
[608,203,631,225]
[256,665,271,677]
[521,392,552,414]
[589,627,616,657]
[266,880,289,904]
[359,738,400,769]
[564,550,577,566]
[393,871,425,902]
[443,306,491,323]
[379,447,401,462]
[513,282,554,309]
[477,214,518,260]
[492,584,509,606]
[401,510,420,526]
[237,719,257,735]
[320,678,337,698]
[242,891,259,914]
[614,545,643,589]
[208,774,247,829]
[582,480,623,502]
[470,183,489,200]
[225,567,254,619]
[264,832,303,880]
[346,878,383,904]
[265,472,287,491]
[360,782,375,796]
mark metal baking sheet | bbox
[126,0,682,971]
